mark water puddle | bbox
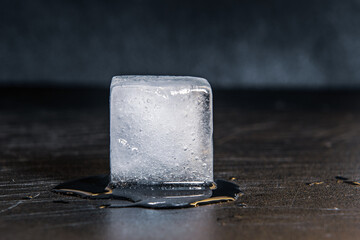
[53,175,242,209]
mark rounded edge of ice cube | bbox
[111,75,211,89]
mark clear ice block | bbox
[110,76,213,186]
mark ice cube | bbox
[110,76,213,186]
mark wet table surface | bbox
[1,88,360,240]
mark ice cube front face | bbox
[110,76,213,186]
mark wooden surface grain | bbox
[1,88,360,240]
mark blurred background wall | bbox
[1,0,360,89]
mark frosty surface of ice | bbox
[110,76,213,185]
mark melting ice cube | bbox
[110,76,213,186]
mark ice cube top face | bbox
[110,76,213,186]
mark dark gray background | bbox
[1,0,360,89]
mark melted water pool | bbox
[53,175,242,209]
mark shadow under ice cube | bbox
[110,76,213,186]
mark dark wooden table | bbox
[1,88,360,240]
